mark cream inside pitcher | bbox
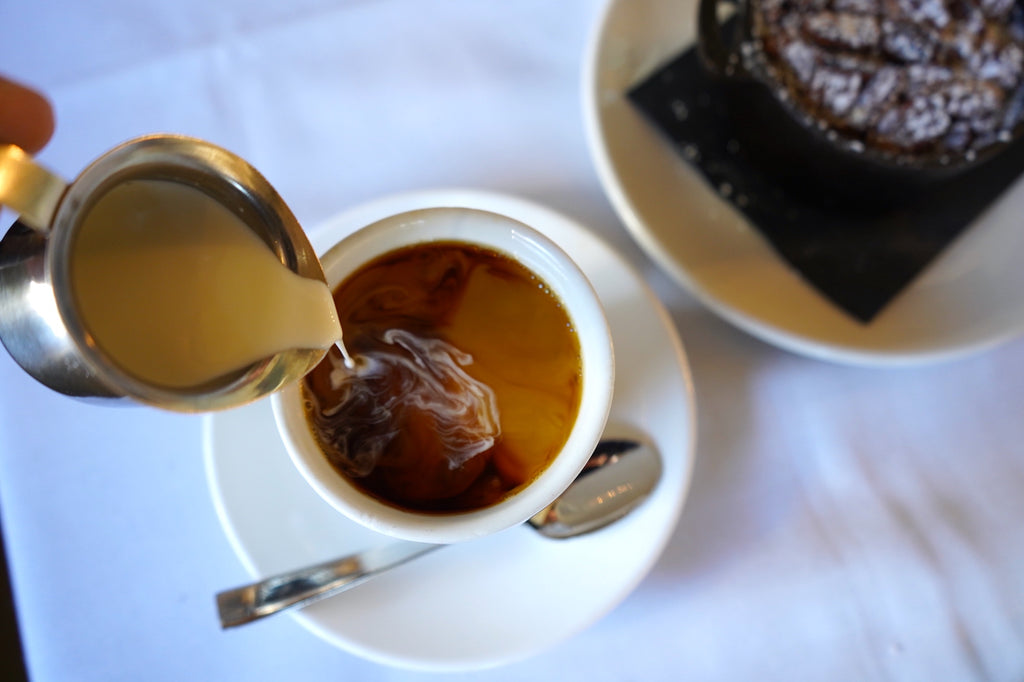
[0,135,339,412]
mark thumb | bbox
[0,76,55,154]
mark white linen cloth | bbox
[2,1,1024,680]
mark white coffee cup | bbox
[272,206,614,544]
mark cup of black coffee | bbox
[272,206,614,544]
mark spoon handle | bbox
[216,541,440,628]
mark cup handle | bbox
[697,0,738,76]
[0,144,66,232]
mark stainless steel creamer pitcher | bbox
[0,134,329,412]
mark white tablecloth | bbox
[3,1,1024,680]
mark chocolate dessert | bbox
[752,0,1024,159]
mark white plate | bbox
[583,0,1024,366]
[203,189,696,672]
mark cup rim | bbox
[272,206,615,544]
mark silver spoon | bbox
[216,435,661,629]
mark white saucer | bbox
[583,0,1024,366]
[203,189,696,671]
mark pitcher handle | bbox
[0,144,66,232]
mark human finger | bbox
[0,76,55,154]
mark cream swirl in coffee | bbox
[315,328,501,477]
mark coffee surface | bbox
[753,0,1024,157]
[70,179,342,389]
[302,241,582,513]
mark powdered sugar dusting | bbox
[752,0,1024,157]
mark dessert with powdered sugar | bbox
[752,0,1024,158]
